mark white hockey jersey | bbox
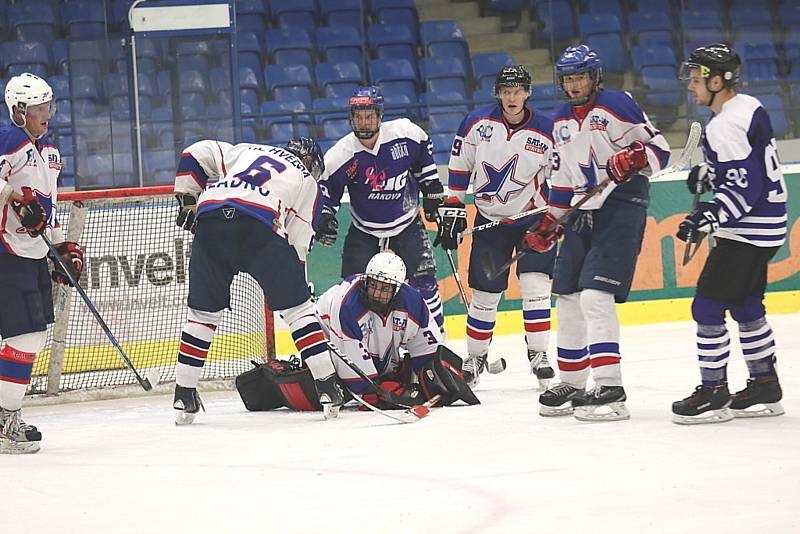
[548,89,671,212]
[174,140,322,261]
[315,276,443,394]
[0,125,64,259]
[447,103,554,221]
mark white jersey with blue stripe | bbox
[320,118,438,237]
[548,89,671,211]
[174,140,322,262]
[315,276,442,394]
[0,125,64,259]
[702,93,787,247]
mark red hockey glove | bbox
[523,213,563,253]
[50,241,84,286]
[12,186,47,237]
[606,140,648,184]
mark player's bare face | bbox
[562,73,592,104]
[21,101,53,138]
[686,70,712,106]
[499,86,528,122]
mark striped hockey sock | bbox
[0,344,36,411]
[176,308,221,388]
[466,290,501,358]
[738,317,776,377]
[697,324,730,386]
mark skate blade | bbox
[539,404,574,417]
[672,408,734,425]
[174,411,196,426]
[574,402,630,422]
[0,437,41,454]
[732,402,784,418]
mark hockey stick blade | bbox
[350,392,434,424]
[486,358,507,374]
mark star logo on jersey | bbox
[578,147,606,191]
[475,154,526,204]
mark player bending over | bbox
[671,44,787,425]
[171,137,341,424]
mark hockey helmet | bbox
[349,86,384,139]
[555,45,603,105]
[284,137,325,180]
[493,65,532,97]
[4,73,55,126]
[362,252,406,315]
[679,43,741,88]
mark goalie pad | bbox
[235,358,322,411]
[417,346,480,406]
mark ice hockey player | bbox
[671,44,787,425]
[234,253,479,414]
[524,45,671,421]
[317,86,447,333]
[1,73,83,454]
[438,65,556,389]
[171,137,341,424]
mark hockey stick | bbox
[445,249,470,313]
[349,392,440,424]
[462,206,549,236]
[681,191,707,266]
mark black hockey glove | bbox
[12,186,47,237]
[421,181,445,223]
[686,163,713,195]
[434,197,467,250]
[677,201,721,243]
[175,193,198,233]
[316,208,339,247]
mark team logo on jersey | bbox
[475,153,527,204]
[557,124,571,143]
[524,137,547,154]
[48,153,62,170]
[24,149,36,168]
[392,316,407,331]
[477,124,493,141]
[365,166,388,190]
[390,141,409,160]
[589,115,609,132]
[578,148,605,191]
[345,159,359,179]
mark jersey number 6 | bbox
[234,155,287,187]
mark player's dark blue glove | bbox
[316,208,339,247]
[677,201,720,242]
[686,163,713,195]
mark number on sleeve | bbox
[451,138,462,157]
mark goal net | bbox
[27,186,275,397]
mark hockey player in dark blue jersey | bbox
[671,44,787,424]
[317,86,447,333]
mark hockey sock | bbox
[411,274,445,331]
[555,293,590,387]
[0,332,45,411]
[466,290,501,358]
[692,295,729,386]
[281,300,335,379]
[176,308,221,389]
[581,289,622,387]
[520,272,551,353]
[737,317,776,378]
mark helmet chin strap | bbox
[704,79,723,107]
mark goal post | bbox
[28,185,275,397]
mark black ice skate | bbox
[173,385,205,426]
[528,350,554,391]
[671,384,732,425]
[315,374,345,420]
[572,385,630,422]
[730,376,784,418]
[462,354,487,388]
[0,407,42,454]
[538,383,585,417]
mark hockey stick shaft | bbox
[445,249,470,313]
[463,206,549,236]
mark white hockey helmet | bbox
[363,252,407,314]
[5,73,54,123]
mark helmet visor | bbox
[679,61,707,80]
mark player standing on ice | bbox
[0,73,83,454]
[171,137,342,424]
[524,45,671,421]
[671,44,787,425]
[438,65,556,389]
[317,86,447,334]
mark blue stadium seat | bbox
[735,35,779,61]
[419,91,469,116]
[368,24,418,67]
[50,75,71,100]
[637,31,674,49]
[71,75,101,101]
[369,59,417,100]
[5,64,49,79]
[640,66,682,108]
[420,57,468,99]
[626,0,672,13]
[420,20,465,47]
[179,70,209,96]
[238,32,264,75]
[317,26,364,64]
[0,42,51,76]
[273,86,313,107]
[779,2,800,31]
[143,150,177,183]
[111,151,135,187]
[587,34,627,75]
[683,28,725,58]
[729,5,773,31]
[84,154,116,187]
[759,95,789,138]
[61,0,107,40]
[472,52,514,90]
[313,97,350,124]
[428,113,463,134]
[534,1,575,43]
[631,46,677,70]
[427,42,472,81]
[260,100,310,127]
[319,0,361,29]
[578,13,622,36]
[430,132,454,165]
[376,8,419,42]
[680,9,724,30]
[627,12,672,33]
[235,0,269,32]
[318,138,337,153]
[583,0,623,20]
[530,84,560,101]
[273,49,314,72]
[8,3,57,44]
[486,0,525,13]
[741,59,780,84]
[68,40,107,82]
[265,64,313,95]
[316,61,363,98]
[265,28,314,64]
[383,93,414,120]
[273,0,318,33]
[323,119,352,139]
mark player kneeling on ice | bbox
[235,253,479,418]
[171,137,342,425]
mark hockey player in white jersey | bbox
[438,65,556,389]
[524,45,671,421]
[671,44,787,424]
[317,86,446,333]
[171,137,341,423]
[0,73,83,453]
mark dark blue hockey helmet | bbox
[284,137,325,180]
[349,86,384,139]
[555,45,603,105]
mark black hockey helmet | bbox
[493,65,532,97]
[679,43,741,88]
[285,137,325,180]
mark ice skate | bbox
[315,374,344,420]
[730,376,784,418]
[528,350,554,390]
[572,385,630,422]
[0,407,41,454]
[462,354,487,388]
[539,383,585,417]
[671,384,733,425]
[173,385,204,425]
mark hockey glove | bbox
[12,186,47,237]
[175,193,198,233]
[676,201,721,243]
[523,212,563,253]
[421,181,445,223]
[434,197,467,250]
[686,163,713,195]
[606,140,648,184]
[316,208,339,247]
[50,241,84,286]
